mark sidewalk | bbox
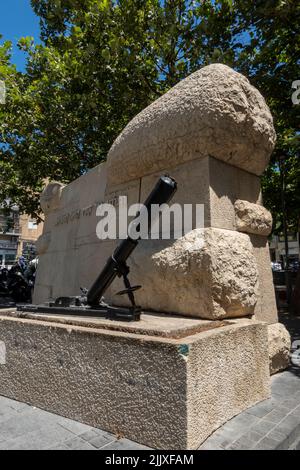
[0,367,299,450]
[0,396,149,450]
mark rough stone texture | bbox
[0,313,270,449]
[109,228,259,320]
[200,369,300,450]
[107,63,276,186]
[234,200,272,236]
[268,323,291,375]
[1,308,227,339]
[1,368,299,450]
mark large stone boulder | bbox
[268,323,291,375]
[234,200,273,236]
[107,63,276,186]
[110,228,259,320]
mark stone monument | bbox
[0,64,290,449]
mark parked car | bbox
[271,261,282,271]
[289,260,300,272]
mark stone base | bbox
[0,311,271,449]
[268,323,291,375]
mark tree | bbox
[233,0,300,233]
[0,0,237,217]
[0,0,299,231]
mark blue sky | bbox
[0,0,41,71]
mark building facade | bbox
[0,208,43,267]
[269,232,300,264]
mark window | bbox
[28,219,38,230]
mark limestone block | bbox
[250,235,278,324]
[139,157,211,230]
[209,157,262,230]
[0,313,270,449]
[40,182,65,214]
[35,232,51,255]
[139,156,263,232]
[109,228,259,320]
[107,63,276,186]
[235,200,272,236]
[268,323,291,375]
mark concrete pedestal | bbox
[0,311,270,449]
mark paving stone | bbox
[288,439,300,451]
[63,436,96,450]
[226,412,260,429]
[242,430,264,443]
[290,406,300,418]
[250,419,276,435]
[199,441,223,450]
[263,408,291,424]
[228,430,264,450]
[281,398,300,410]
[103,438,151,450]
[280,414,300,429]
[253,437,280,450]
[265,429,287,443]
[56,417,95,435]
[229,439,254,450]
[271,383,298,397]
[211,426,246,448]
[88,433,117,449]
[0,423,74,450]
[78,429,101,442]
[199,433,231,449]
[48,444,70,450]
[213,425,245,441]
[0,409,42,441]
[271,393,286,403]
[0,409,17,425]
[275,423,300,448]
[6,400,30,413]
[245,400,276,418]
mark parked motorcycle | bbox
[0,267,9,296]
[0,258,35,303]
